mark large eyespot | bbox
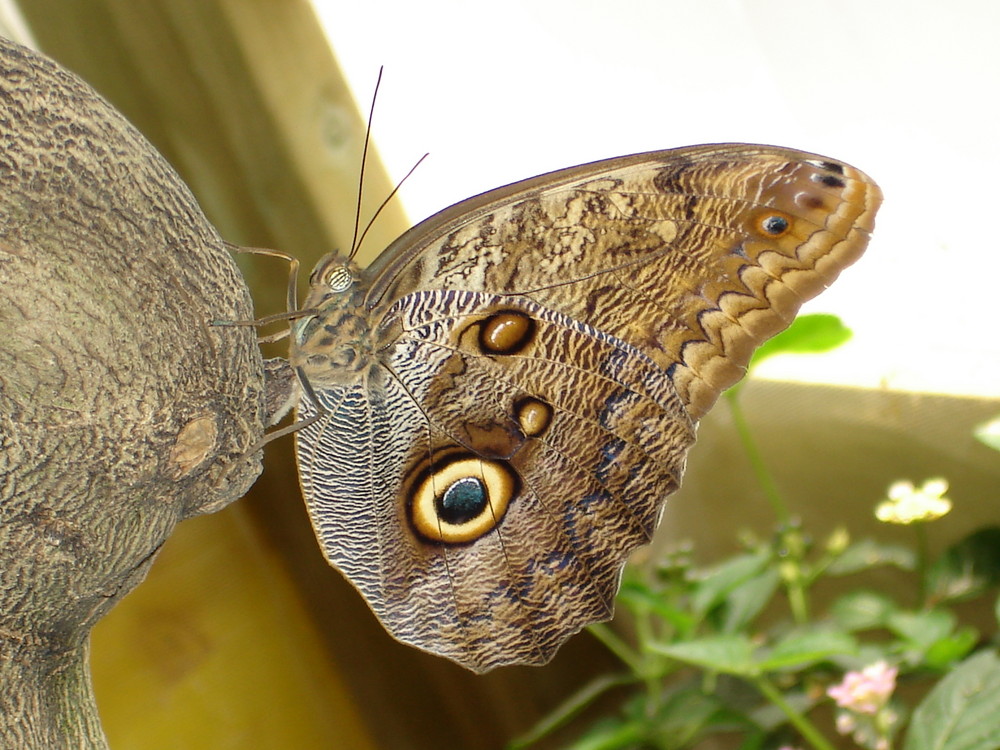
[408,453,519,544]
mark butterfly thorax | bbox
[290,256,378,387]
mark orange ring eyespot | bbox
[755,211,792,237]
[409,454,519,544]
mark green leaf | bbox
[734,733,767,750]
[830,589,899,631]
[690,552,770,621]
[645,688,738,748]
[905,650,1000,750]
[974,415,1000,451]
[651,634,757,676]
[747,686,818,732]
[927,527,1000,604]
[827,538,916,575]
[757,628,859,671]
[924,627,980,670]
[829,644,899,673]
[888,610,956,650]
[747,313,852,371]
[720,568,781,634]
[616,580,697,635]
[888,609,979,670]
[563,717,645,750]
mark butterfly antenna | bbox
[348,66,383,261]
[352,152,428,258]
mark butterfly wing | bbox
[366,144,880,417]
[295,144,880,671]
[297,289,692,671]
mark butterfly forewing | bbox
[367,144,879,416]
[292,144,880,671]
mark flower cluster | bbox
[875,478,952,525]
[827,661,898,750]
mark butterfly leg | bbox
[214,243,311,343]
[246,365,327,452]
[228,243,300,314]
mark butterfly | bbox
[281,144,880,673]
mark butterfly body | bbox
[289,144,880,672]
[292,260,377,388]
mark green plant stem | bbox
[785,569,810,625]
[632,607,664,715]
[915,522,929,608]
[725,389,790,524]
[588,624,644,675]
[752,675,835,750]
[726,390,809,622]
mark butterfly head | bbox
[290,253,374,387]
[306,252,360,298]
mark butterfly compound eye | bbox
[323,265,354,292]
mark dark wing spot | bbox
[813,173,847,189]
[797,194,826,210]
[438,477,487,524]
[761,215,790,235]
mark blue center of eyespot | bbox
[438,477,487,524]
[762,215,789,235]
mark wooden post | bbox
[0,36,264,746]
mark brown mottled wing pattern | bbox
[293,144,880,672]
[367,144,880,418]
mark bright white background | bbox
[315,0,1000,398]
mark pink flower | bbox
[827,660,897,715]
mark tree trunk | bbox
[0,36,265,747]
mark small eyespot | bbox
[812,173,846,189]
[479,311,535,355]
[758,213,791,237]
[515,397,553,438]
[807,159,845,175]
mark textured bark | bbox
[0,36,265,747]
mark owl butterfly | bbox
[287,144,880,673]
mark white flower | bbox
[875,478,952,524]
